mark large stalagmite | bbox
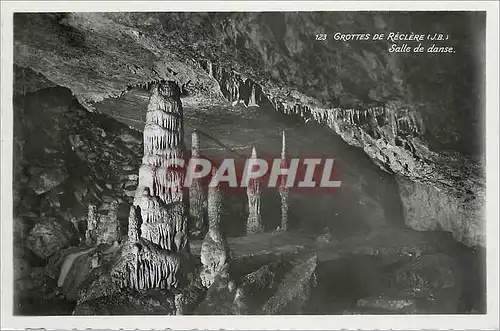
[134,81,188,251]
[112,81,189,292]
[246,147,264,234]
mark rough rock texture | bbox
[13,82,144,239]
[26,218,78,259]
[127,205,141,242]
[195,264,241,315]
[84,201,121,245]
[397,175,484,247]
[13,246,48,291]
[237,261,289,312]
[134,191,187,251]
[194,259,291,315]
[259,255,318,314]
[28,167,69,195]
[77,267,122,304]
[74,289,176,315]
[173,285,206,315]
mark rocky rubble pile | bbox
[13,83,143,314]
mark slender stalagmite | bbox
[200,167,231,287]
[246,146,264,234]
[278,131,289,231]
[189,130,207,237]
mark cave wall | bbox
[12,12,486,247]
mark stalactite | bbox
[246,147,264,234]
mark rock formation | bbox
[246,147,264,234]
[278,131,289,231]
[189,130,207,237]
[200,168,231,288]
[133,81,188,251]
[111,81,189,292]
[111,240,183,291]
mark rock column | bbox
[279,131,289,231]
[200,168,231,287]
[189,130,207,237]
[133,81,188,251]
[246,147,264,234]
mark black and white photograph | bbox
[1,1,499,330]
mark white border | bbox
[1,1,498,330]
